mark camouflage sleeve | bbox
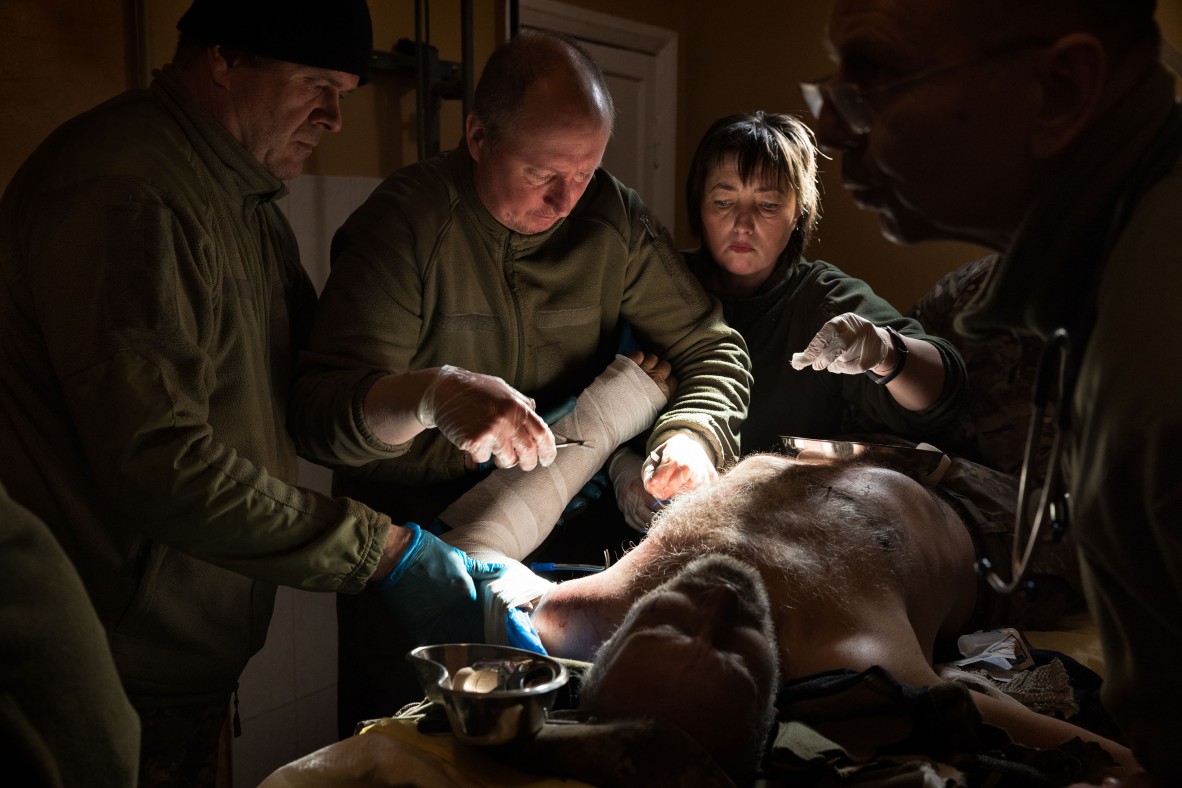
[908,256,1051,476]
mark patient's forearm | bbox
[972,692,1137,775]
[882,336,946,411]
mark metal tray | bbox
[779,435,949,482]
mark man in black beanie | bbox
[172,0,373,180]
[0,2,519,785]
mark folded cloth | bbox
[938,659,1079,720]
[770,665,1117,786]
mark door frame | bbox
[518,0,678,225]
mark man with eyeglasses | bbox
[805,2,1181,783]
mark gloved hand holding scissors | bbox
[417,365,557,470]
[642,432,718,500]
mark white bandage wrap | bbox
[440,355,668,559]
[472,550,556,647]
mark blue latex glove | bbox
[505,607,547,654]
[378,522,505,646]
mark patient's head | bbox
[578,554,779,784]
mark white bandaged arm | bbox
[440,354,668,560]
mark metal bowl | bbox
[407,643,569,746]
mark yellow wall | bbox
[1161,0,1182,48]
[2,1,1180,308]
[1,0,129,188]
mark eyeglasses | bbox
[800,38,1051,135]
[977,328,1073,595]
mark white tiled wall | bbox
[278,174,384,292]
[230,175,382,787]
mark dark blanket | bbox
[767,665,1117,787]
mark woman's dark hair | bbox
[685,111,821,263]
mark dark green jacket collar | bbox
[150,65,287,206]
[445,140,572,256]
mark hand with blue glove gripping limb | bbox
[378,522,506,646]
[505,606,547,654]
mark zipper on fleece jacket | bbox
[502,234,526,388]
[640,215,659,242]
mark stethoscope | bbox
[977,327,1075,594]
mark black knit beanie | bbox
[177,0,373,84]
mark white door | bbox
[579,40,657,209]
[520,0,678,228]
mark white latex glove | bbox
[791,312,890,374]
[607,446,659,532]
[642,433,718,500]
[416,365,556,470]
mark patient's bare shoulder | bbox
[533,554,643,661]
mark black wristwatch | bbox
[865,326,908,385]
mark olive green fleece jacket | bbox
[0,68,390,703]
[291,144,751,509]
[0,482,140,787]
